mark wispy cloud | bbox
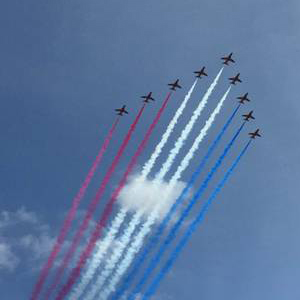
[0,206,38,228]
[0,242,19,272]
[0,207,52,273]
[0,206,96,275]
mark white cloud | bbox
[0,206,38,228]
[118,174,187,221]
[19,233,55,260]
[0,242,19,272]
[15,207,38,224]
[0,205,100,275]
[0,207,54,273]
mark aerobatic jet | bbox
[141,92,155,103]
[115,105,129,116]
[168,79,182,91]
[237,93,250,104]
[229,73,242,85]
[243,111,255,121]
[194,67,208,78]
[221,53,235,65]
[249,129,261,139]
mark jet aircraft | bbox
[221,53,235,65]
[243,111,255,121]
[194,67,208,78]
[249,129,261,139]
[229,73,242,85]
[168,79,182,91]
[237,93,250,104]
[115,105,129,116]
[141,92,155,103]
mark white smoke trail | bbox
[141,79,198,179]
[100,85,231,300]
[73,81,198,299]
[169,85,232,186]
[84,211,143,300]
[68,208,127,300]
[155,67,224,181]
[89,177,184,299]
[97,75,219,298]
[99,215,155,300]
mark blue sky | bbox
[1,1,300,299]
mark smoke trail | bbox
[45,105,146,300]
[85,211,143,300]
[101,78,227,299]
[169,86,231,186]
[76,79,197,298]
[56,93,171,300]
[71,79,198,298]
[30,118,119,300]
[156,68,223,181]
[102,214,155,300]
[69,208,127,300]
[141,79,198,179]
[111,104,241,300]
[143,140,252,299]
[129,123,246,298]
[104,91,233,299]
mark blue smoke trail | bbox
[129,122,246,298]
[143,140,252,299]
[112,105,241,300]
[128,121,246,299]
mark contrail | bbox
[98,73,225,299]
[129,123,246,298]
[73,80,198,298]
[110,104,241,300]
[84,211,143,300]
[68,208,127,300]
[141,79,198,179]
[102,215,155,300]
[56,93,172,300]
[30,118,120,300]
[169,86,231,186]
[44,105,146,300]
[143,140,252,300]
[103,87,232,300]
[156,67,223,181]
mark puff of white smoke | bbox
[118,175,186,221]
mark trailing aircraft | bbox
[229,73,242,85]
[243,111,255,121]
[141,92,155,103]
[249,129,261,139]
[168,79,182,91]
[115,105,129,116]
[194,67,208,78]
[221,52,235,65]
[237,93,250,104]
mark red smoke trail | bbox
[56,92,172,300]
[44,105,145,300]
[30,118,120,300]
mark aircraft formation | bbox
[31,52,262,300]
[115,52,262,139]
